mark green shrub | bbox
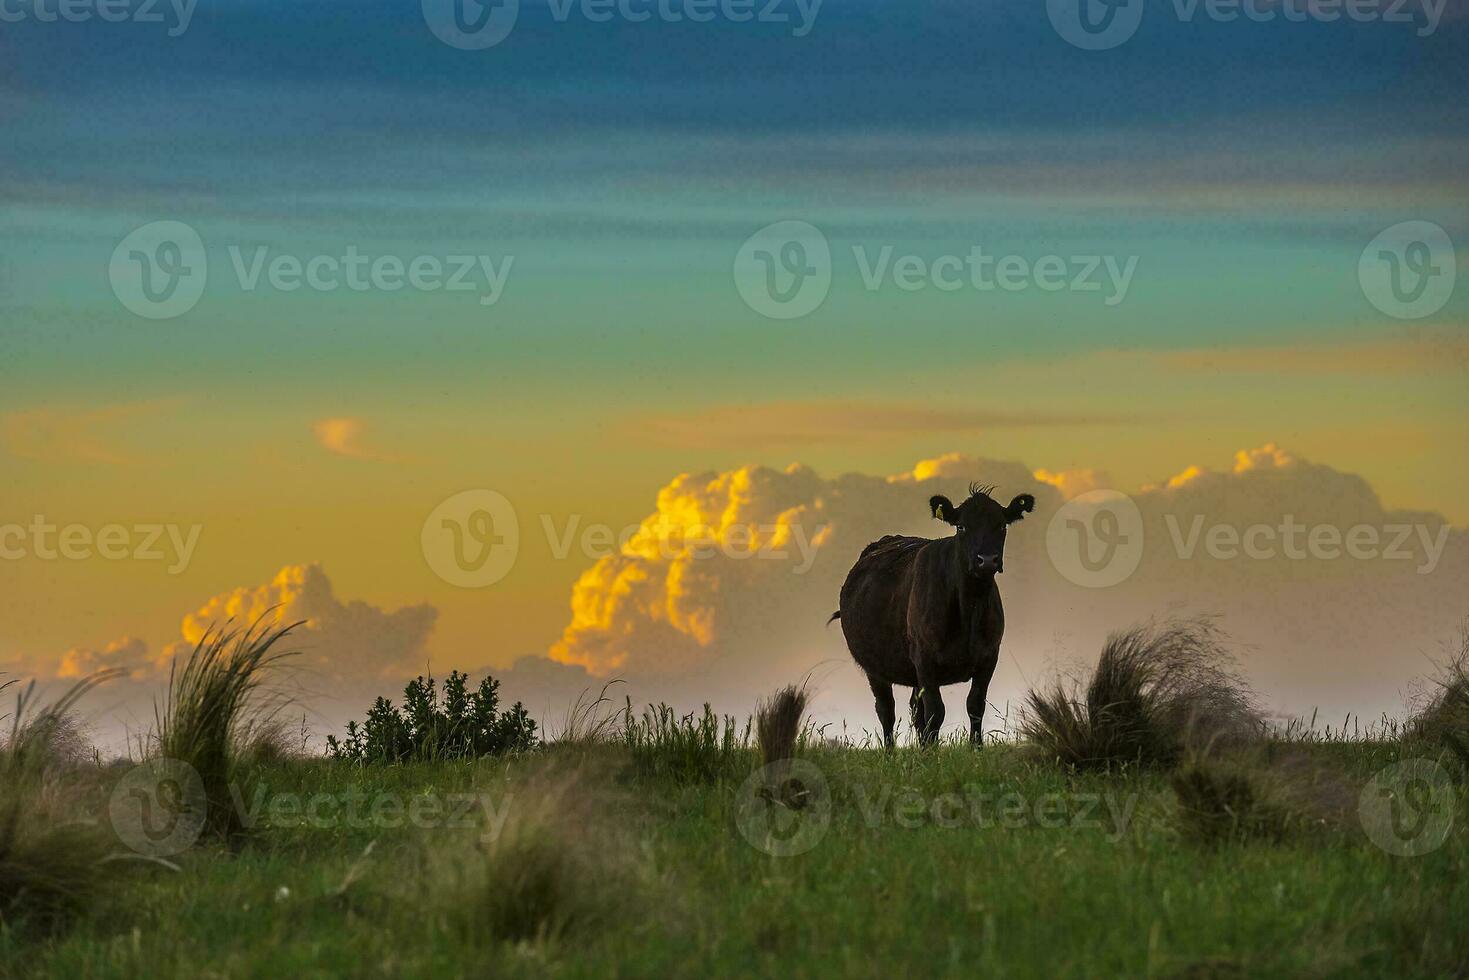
[621,701,750,784]
[327,671,537,763]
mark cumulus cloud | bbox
[538,447,1467,728]
[170,563,437,681]
[56,636,158,679]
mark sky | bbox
[1,0,1467,746]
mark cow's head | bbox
[929,484,1035,578]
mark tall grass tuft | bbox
[3,671,119,775]
[155,617,299,842]
[622,701,751,783]
[442,770,639,945]
[1406,624,1469,764]
[0,673,119,934]
[1020,619,1261,770]
[550,682,626,745]
[755,684,809,766]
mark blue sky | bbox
[1,0,1466,695]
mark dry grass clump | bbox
[755,684,810,766]
[1170,749,1352,845]
[155,618,299,842]
[0,673,119,934]
[442,769,643,945]
[1021,619,1262,770]
[1406,625,1469,765]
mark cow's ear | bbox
[929,495,957,523]
[1004,493,1036,524]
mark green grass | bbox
[2,737,1464,978]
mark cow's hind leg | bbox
[869,676,896,749]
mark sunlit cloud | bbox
[169,563,437,680]
[56,636,159,680]
[312,417,393,461]
[542,448,1466,726]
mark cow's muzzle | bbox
[971,554,1002,576]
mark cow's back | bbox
[837,535,929,687]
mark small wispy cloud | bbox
[0,398,180,465]
[312,416,396,461]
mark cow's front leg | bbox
[915,669,945,747]
[908,687,927,743]
[967,651,999,747]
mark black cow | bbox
[830,484,1035,747]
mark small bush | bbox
[755,685,809,766]
[156,618,299,842]
[327,671,537,763]
[622,701,750,783]
[1021,619,1261,770]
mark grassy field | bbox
[5,622,1466,978]
[3,734,1464,979]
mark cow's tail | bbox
[826,610,841,626]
